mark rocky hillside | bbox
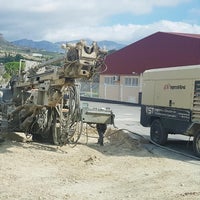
[0,34,16,50]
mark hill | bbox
[0,34,17,51]
[12,39,62,53]
[12,38,125,52]
[0,34,61,59]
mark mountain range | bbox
[11,38,125,53]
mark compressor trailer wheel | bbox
[193,131,200,157]
[150,119,168,145]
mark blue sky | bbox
[0,0,199,44]
[106,0,200,26]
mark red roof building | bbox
[105,32,200,75]
[99,32,200,103]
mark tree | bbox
[4,62,20,76]
[0,53,25,63]
[15,54,24,62]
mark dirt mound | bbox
[106,129,143,150]
[80,125,147,152]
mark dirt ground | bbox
[0,127,200,200]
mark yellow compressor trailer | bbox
[140,65,200,157]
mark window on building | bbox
[124,77,139,86]
[104,76,115,85]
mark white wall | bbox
[99,74,141,103]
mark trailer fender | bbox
[186,122,200,136]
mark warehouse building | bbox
[99,31,200,103]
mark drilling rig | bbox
[1,40,114,145]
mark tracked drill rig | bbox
[2,40,113,145]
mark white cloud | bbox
[0,0,198,44]
[0,0,190,14]
[103,0,190,15]
[42,20,200,44]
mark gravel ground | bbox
[0,127,200,200]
